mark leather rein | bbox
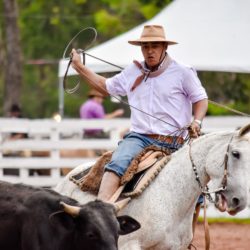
[189,135,233,201]
[188,135,233,250]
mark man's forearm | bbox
[71,48,109,96]
[193,99,208,121]
[76,64,108,96]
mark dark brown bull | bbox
[0,181,140,250]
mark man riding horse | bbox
[70,24,208,202]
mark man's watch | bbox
[194,119,202,127]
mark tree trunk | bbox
[3,0,23,116]
[0,27,5,75]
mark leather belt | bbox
[144,134,184,145]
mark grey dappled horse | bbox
[55,124,250,250]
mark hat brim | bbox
[128,37,178,46]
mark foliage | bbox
[198,217,250,224]
[0,0,250,118]
[0,0,175,118]
[199,71,250,116]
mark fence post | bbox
[50,124,61,182]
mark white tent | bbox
[58,0,250,115]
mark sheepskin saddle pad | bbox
[70,145,171,197]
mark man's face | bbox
[141,42,167,69]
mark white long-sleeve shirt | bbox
[106,59,207,136]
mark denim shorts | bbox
[105,132,183,177]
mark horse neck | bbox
[156,132,234,211]
[186,132,233,185]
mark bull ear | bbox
[238,124,250,137]
[49,211,75,231]
[117,215,141,235]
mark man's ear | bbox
[117,215,141,235]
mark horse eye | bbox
[232,150,240,159]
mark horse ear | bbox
[238,124,250,137]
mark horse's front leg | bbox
[149,222,193,250]
[148,240,191,250]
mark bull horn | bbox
[238,123,250,137]
[113,198,131,213]
[60,201,80,217]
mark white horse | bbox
[55,124,250,250]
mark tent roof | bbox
[58,0,250,77]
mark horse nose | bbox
[232,197,240,207]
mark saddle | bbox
[70,145,172,201]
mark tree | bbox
[2,0,248,118]
[2,0,23,116]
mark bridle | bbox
[188,135,234,203]
[189,134,234,250]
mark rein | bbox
[189,135,233,200]
[188,135,233,250]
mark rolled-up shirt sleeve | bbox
[183,67,208,103]
[106,70,128,96]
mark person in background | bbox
[3,104,29,169]
[8,104,28,140]
[80,89,124,138]
[9,103,23,118]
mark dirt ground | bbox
[192,222,250,250]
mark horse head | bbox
[207,124,250,215]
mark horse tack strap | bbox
[220,135,233,190]
[221,153,228,189]
[109,155,170,202]
[122,155,170,198]
[144,134,184,144]
[203,196,210,250]
[189,134,235,200]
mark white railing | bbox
[0,116,249,187]
[0,118,130,187]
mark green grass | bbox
[198,217,250,224]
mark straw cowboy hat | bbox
[87,89,105,98]
[128,25,177,46]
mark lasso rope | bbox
[62,27,250,133]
